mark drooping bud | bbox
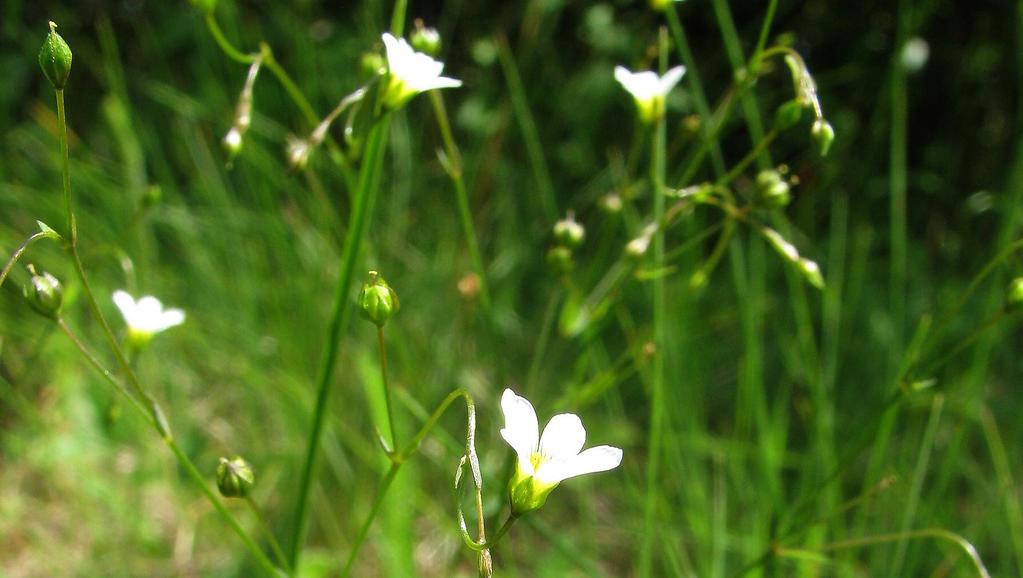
[1007,278,1023,308]
[553,211,585,248]
[358,271,400,328]
[216,456,255,498]
[411,20,442,56]
[546,246,574,274]
[774,99,804,131]
[754,169,792,209]
[223,56,263,160]
[797,258,825,289]
[23,264,63,318]
[811,119,835,157]
[39,21,72,90]
[625,224,657,259]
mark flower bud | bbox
[360,51,387,81]
[223,127,243,158]
[358,271,400,328]
[546,246,574,274]
[1007,278,1023,308]
[39,22,72,90]
[411,20,442,56]
[754,169,792,209]
[774,99,803,131]
[216,456,255,498]
[811,119,835,157]
[600,193,623,214]
[23,264,63,318]
[797,258,825,289]
[553,211,585,248]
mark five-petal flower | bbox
[500,388,623,514]
[112,290,185,345]
[614,65,686,123]
[381,32,462,110]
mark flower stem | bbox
[288,117,391,567]
[340,462,401,577]
[0,231,56,290]
[246,495,292,575]
[429,90,493,313]
[52,84,281,577]
[378,326,398,451]
[638,29,669,578]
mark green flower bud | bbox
[216,456,255,498]
[38,22,72,90]
[553,211,585,248]
[797,258,825,289]
[358,271,400,328]
[189,0,217,16]
[23,264,62,318]
[811,118,835,157]
[1007,278,1023,308]
[223,127,244,159]
[360,51,387,81]
[546,246,574,274]
[411,20,442,56]
[754,169,792,209]
[774,99,804,131]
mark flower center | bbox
[529,451,549,472]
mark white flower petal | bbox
[659,65,686,94]
[499,388,539,474]
[538,413,586,461]
[113,290,136,319]
[558,445,623,481]
[159,308,186,331]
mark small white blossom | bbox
[381,32,462,110]
[614,65,686,123]
[113,290,185,344]
[500,388,622,513]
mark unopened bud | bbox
[553,211,585,248]
[287,137,312,169]
[546,246,574,274]
[774,100,803,131]
[223,127,243,158]
[216,456,254,498]
[626,225,657,258]
[358,271,400,328]
[23,264,63,318]
[797,258,825,289]
[1007,278,1023,308]
[811,119,835,157]
[754,170,792,209]
[600,193,623,214]
[39,22,72,90]
[411,20,442,56]
[360,52,387,81]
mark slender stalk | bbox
[638,30,669,578]
[52,83,281,577]
[340,462,401,577]
[246,495,292,574]
[377,327,398,451]
[430,90,493,313]
[288,117,391,567]
[1,231,56,289]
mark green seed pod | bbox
[38,21,72,90]
[754,169,792,209]
[216,456,255,498]
[411,21,442,56]
[553,212,585,248]
[811,118,835,157]
[546,246,574,274]
[774,99,804,131]
[1007,278,1023,308]
[23,264,63,318]
[358,271,400,328]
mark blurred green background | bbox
[2,0,1023,576]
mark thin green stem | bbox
[288,117,391,567]
[377,326,398,451]
[389,0,408,36]
[340,463,401,577]
[56,90,76,244]
[204,15,257,64]
[717,130,778,187]
[639,30,669,578]
[1,231,57,289]
[430,90,493,313]
[246,495,292,574]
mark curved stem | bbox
[204,14,257,64]
[378,326,398,451]
[1,231,58,289]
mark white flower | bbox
[113,290,185,344]
[614,65,686,123]
[381,32,462,110]
[500,388,622,513]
